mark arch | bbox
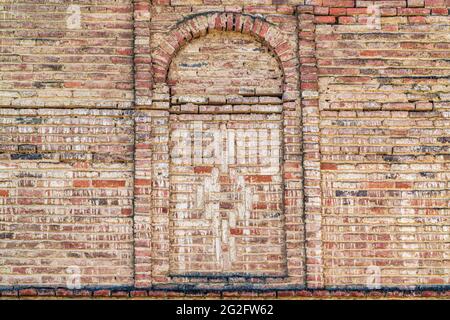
[152,12,298,94]
[168,30,285,107]
[167,30,287,276]
[147,12,304,287]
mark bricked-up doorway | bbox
[143,12,305,289]
[168,31,287,277]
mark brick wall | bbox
[0,0,448,295]
[308,0,450,289]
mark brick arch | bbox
[152,12,297,92]
[145,11,304,289]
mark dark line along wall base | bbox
[1,287,450,299]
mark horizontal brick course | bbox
[1,288,449,299]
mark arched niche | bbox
[148,12,304,288]
[168,31,286,276]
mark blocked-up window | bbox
[167,31,288,277]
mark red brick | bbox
[347,8,369,15]
[314,6,330,15]
[315,16,337,24]
[395,182,413,189]
[130,290,148,297]
[425,0,446,6]
[56,289,74,297]
[193,166,213,174]
[135,179,152,186]
[409,16,428,23]
[368,182,395,189]
[398,8,431,15]
[19,289,38,296]
[92,180,126,188]
[339,16,356,24]
[329,7,347,15]
[321,163,338,170]
[111,291,130,297]
[93,290,111,297]
[0,290,18,297]
[323,0,355,7]
[37,289,56,296]
[245,175,273,183]
[431,8,448,14]
[73,180,89,188]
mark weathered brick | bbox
[0,0,447,298]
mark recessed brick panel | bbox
[141,10,305,288]
[169,115,287,277]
